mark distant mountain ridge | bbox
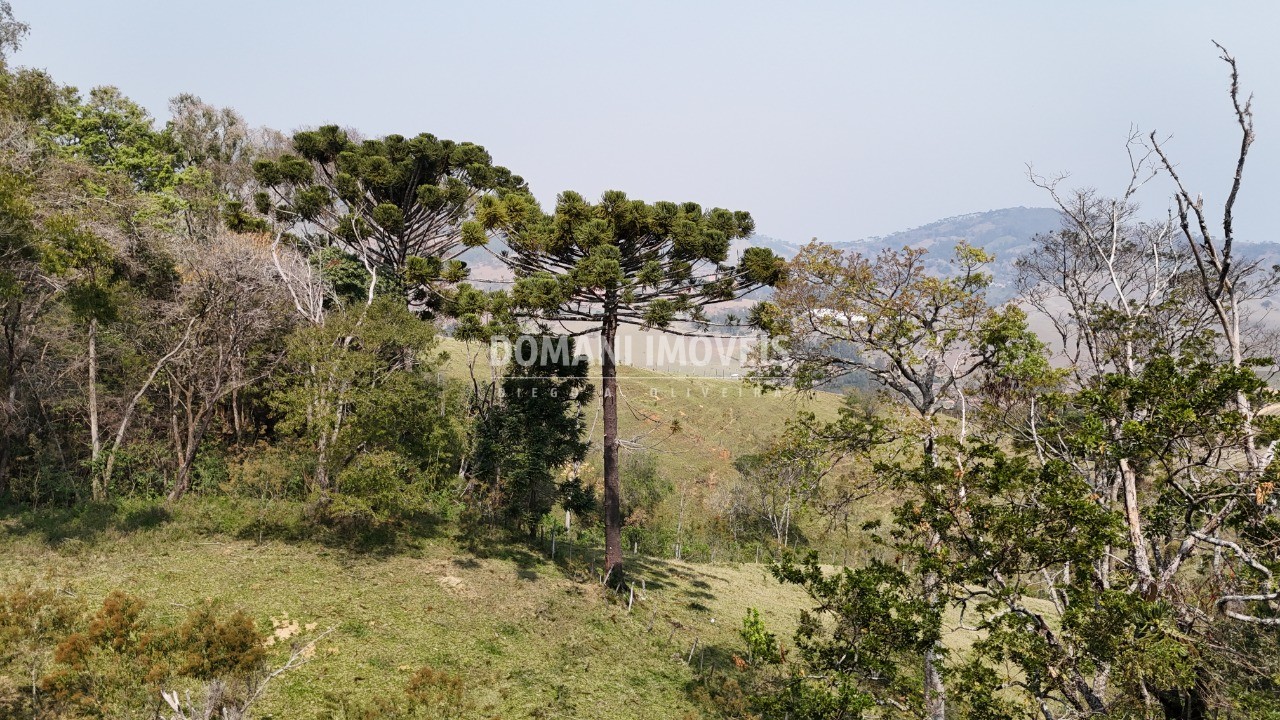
[737,207,1278,303]
[731,207,1062,301]
[835,206,1062,301]
[472,207,1277,304]
[834,206,1062,254]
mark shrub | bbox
[222,442,309,501]
[739,608,779,665]
[621,452,672,523]
[323,450,424,529]
[0,584,82,718]
[168,604,265,680]
[24,589,271,718]
[404,665,467,718]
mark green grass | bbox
[0,339,977,718]
[0,498,812,719]
[438,336,847,484]
[0,497,1055,718]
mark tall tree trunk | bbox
[923,645,946,720]
[314,427,331,491]
[0,437,9,496]
[168,429,202,502]
[88,317,104,501]
[601,310,623,577]
[231,387,243,443]
[1120,457,1155,597]
[0,367,15,494]
[921,411,946,720]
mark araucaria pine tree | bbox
[252,125,525,313]
[478,189,785,575]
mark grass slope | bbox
[438,338,851,546]
[0,500,810,719]
[1,500,1052,717]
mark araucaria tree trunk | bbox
[601,308,622,576]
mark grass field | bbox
[0,499,1050,718]
[0,498,814,719]
[437,336,847,485]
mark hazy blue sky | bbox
[13,1,1280,243]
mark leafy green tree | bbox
[165,93,262,240]
[766,238,1279,718]
[1,117,185,499]
[24,80,194,498]
[761,553,940,719]
[252,125,525,313]
[731,418,846,549]
[42,214,122,499]
[166,93,254,194]
[478,189,785,574]
[739,607,779,665]
[34,143,193,500]
[762,241,1008,462]
[46,86,178,193]
[469,336,595,536]
[272,296,460,497]
[758,49,1280,719]
[763,241,1019,718]
[0,12,269,502]
[974,340,1280,716]
[620,452,671,527]
[0,2,25,71]
[0,133,38,490]
[954,48,1280,717]
[892,444,1121,718]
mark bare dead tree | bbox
[1023,139,1214,383]
[1147,42,1280,627]
[163,233,292,501]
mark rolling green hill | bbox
[0,496,1048,719]
[438,337,847,492]
[437,337,883,562]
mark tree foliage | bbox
[272,296,461,515]
[253,125,525,313]
[740,46,1280,720]
[469,336,595,535]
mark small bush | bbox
[322,450,425,529]
[740,608,779,665]
[222,442,309,501]
[0,587,273,719]
[0,584,82,718]
[168,604,265,680]
[404,665,467,718]
[321,664,469,719]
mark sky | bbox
[12,1,1280,244]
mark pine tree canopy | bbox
[253,125,526,308]
[479,189,785,328]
